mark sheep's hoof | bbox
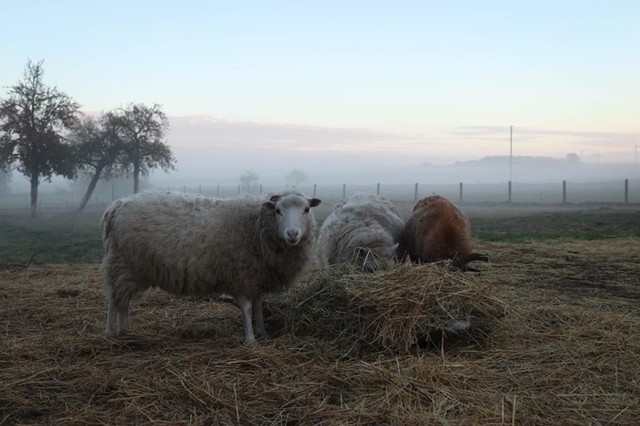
[442,320,471,334]
[218,294,237,305]
[104,329,128,338]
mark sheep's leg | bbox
[106,295,119,335]
[106,294,130,335]
[253,296,268,338]
[236,296,256,345]
[118,302,130,333]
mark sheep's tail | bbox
[101,200,124,248]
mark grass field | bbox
[1,202,640,424]
[1,201,639,264]
[0,212,102,265]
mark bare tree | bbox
[285,169,308,188]
[0,60,80,216]
[117,103,175,193]
[565,153,581,164]
[71,113,125,211]
[239,170,259,194]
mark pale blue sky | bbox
[1,0,639,171]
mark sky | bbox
[1,0,639,185]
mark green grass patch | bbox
[471,210,640,243]
[475,230,639,243]
[0,212,103,264]
[1,207,639,264]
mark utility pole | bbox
[509,125,513,181]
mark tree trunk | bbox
[30,174,39,217]
[77,167,104,212]
[133,162,140,194]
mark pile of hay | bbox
[266,261,507,353]
[3,237,640,424]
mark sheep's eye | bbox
[275,208,282,215]
[304,207,310,213]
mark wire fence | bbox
[0,179,638,214]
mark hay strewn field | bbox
[2,227,640,424]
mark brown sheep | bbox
[398,195,488,271]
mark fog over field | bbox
[5,116,640,195]
[154,117,640,186]
[2,2,639,199]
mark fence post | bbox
[625,179,629,204]
[198,185,202,194]
[111,184,115,202]
[508,181,512,203]
[376,183,380,195]
[414,183,418,202]
[342,183,346,200]
[259,184,262,194]
[183,185,186,193]
[562,180,567,204]
[313,183,317,197]
[237,185,241,195]
[459,182,463,204]
[216,185,220,197]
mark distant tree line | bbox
[452,154,582,168]
[0,60,176,216]
[237,169,309,194]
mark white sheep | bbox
[316,194,404,272]
[100,190,321,345]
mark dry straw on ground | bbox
[265,262,506,355]
[2,237,640,424]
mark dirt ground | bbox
[1,229,639,424]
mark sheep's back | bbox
[102,193,263,295]
[406,199,472,261]
[317,195,402,266]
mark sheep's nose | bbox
[285,229,301,245]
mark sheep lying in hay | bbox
[398,195,489,272]
[264,261,506,354]
[316,194,405,272]
[100,190,321,345]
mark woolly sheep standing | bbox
[398,195,488,271]
[100,190,321,345]
[316,194,404,272]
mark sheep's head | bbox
[263,192,321,246]
[352,242,399,273]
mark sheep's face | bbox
[263,193,321,246]
[354,243,399,273]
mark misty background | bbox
[1,2,639,206]
[3,116,639,194]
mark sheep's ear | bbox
[262,201,276,210]
[269,195,281,202]
[309,198,321,207]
